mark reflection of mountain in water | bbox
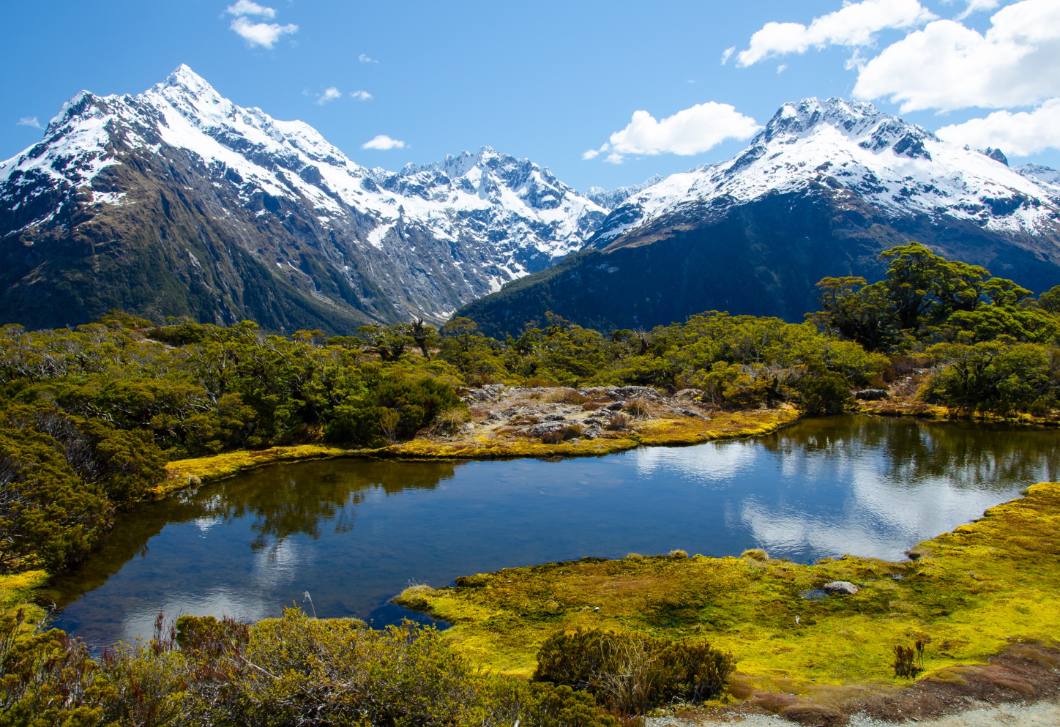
[43,459,458,609]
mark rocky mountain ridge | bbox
[458,97,1060,336]
[591,97,1060,248]
[0,65,608,332]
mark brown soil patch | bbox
[688,642,1060,726]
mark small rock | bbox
[583,425,603,439]
[528,422,565,437]
[607,401,625,411]
[822,581,859,596]
[855,388,889,401]
[678,408,701,418]
[607,386,660,401]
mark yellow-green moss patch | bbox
[0,570,50,625]
[633,408,799,446]
[163,445,353,492]
[395,483,1060,691]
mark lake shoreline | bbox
[394,480,1060,724]
[162,397,801,491]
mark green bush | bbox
[325,375,465,446]
[0,428,108,573]
[0,609,106,727]
[921,342,1060,414]
[796,369,853,416]
[534,627,735,714]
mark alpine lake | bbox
[44,415,1060,650]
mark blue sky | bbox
[3,0,1059,191]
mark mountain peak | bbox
[982,147,1009,166]
[163,64,211,91]
[152,64,224,109]
[762,97,889,142]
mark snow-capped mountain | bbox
[458,97,1060,336]
[0,65,607,332]
[592,97,1060,246]
[585,175,663,210]
[1017,164,1060,204]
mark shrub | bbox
[0,612,105,726]
[605,413,632,431]
[548,389,591,405]
[0,428,109,573]
[541,425,583,444]
[624,399,652,418]
[797,370,852,416]
[893,639,926,679]
[534,627,734,715]
[431,408,471,436]
[522,682,619,727]
[324,375,466,446]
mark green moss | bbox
[163,445,353,491]
[0,570,50,631]
[395,483,1060,693]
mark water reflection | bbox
[47,416,1058,649]
[203,460,457,550]
[636,417,1058,561]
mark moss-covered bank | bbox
[163,408,800,486]
[394,482,1060,692]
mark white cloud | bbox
[361,134,405,150]
[316,87,342,105]
[936,99,1060,155]
[776,64,788,74]
[720,46,735,65]
[226,0,275,19]
[16,117,41,129]
[230,16,297,48]
[350,90,373,101]
[358,53,378,64]
[853,0,1060,112]
[583,102,760,163]
[737,0,935,66]
[955,0,1000,20]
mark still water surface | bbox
[47,416,1060,649]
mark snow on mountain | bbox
[0,65,608,318]
[585,175,664,210]
[593,97,1060,245]
[1017,164,1060,204]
